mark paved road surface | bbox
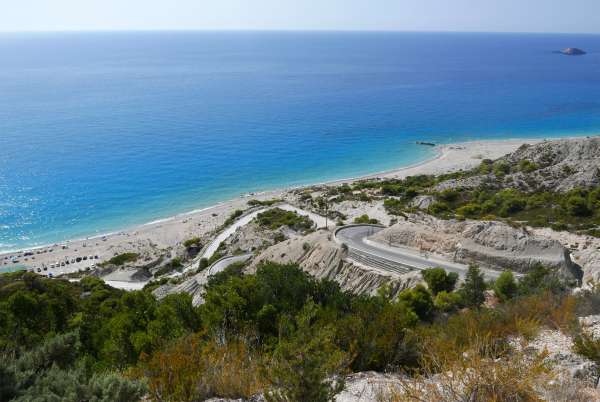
[335,225,504,280]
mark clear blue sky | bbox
[3,0,600,33]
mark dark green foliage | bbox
[566,194,591,217]
[494,271,518,301]
[573,331,600,387]
[493,161,511,177]
[353,214,379,224]
[266,302,347,402]
[460,265,486,308]
[433,290,464,312]
[517,264,567,296]
[1,332,147,401]
[223,209,245,227]
[383,198,405,215]
[398,284,434,321]
[106,253,139,266]
[198,257,209,270]
[0,272,200,375]
[183,237,202,248]
[518,160,538,173]
[421,268,459,295]
[247,199,282,207]
[256,208,313,232]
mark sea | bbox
[1,31,600,252]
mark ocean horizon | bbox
[2,31,600,252]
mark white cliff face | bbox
[529,226,600,287]
[371,213,581,281]
[249,230,421,298]
[435,137,600,193]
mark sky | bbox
[2,0,600,33]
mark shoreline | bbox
[0,135,589,271]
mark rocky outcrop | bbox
[435,137,600,192]
[499,137,600,191]
[249,230,421,298]
[371,214,581,281]
[410,195,436,209]
[530,226,600,286]
[560,48,586,55]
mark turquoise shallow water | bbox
[1,31,600,252]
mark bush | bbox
[456,203,481,218]
[183,237,202,248]
[517,264,567,296]
[222,209,245,227]
[433,291,463,312]
[492,161,511,177]
[106,252,139,266]
[428,201,449,214]
[398,285,434,321]
[421,268,458,295]
[566,195,591,217]
[353,214,379,224]
[460,265,486,308]
[518,160,538,173]
[494,271,518,301]
[248,199,282,207]
[266,302,348,402]
[256,208,313,232]
[138,333,266,401]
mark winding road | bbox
[106,204,505,290]
[335,225,505,280]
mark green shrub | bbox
[493,161,511,177]
[456,203,481,217]
[494,271,518,301]
[353,214,379,224]
[256,208,313,232]
[460,265,486,308]
[518,160,538,173]
[422,268,459,295]
[434,291,463,312]
[398,285,434,321]
[224,209,245,227]
[247,199,282,207]
[183,237,202,248]
[106,253,139,266]
[566,195,591,217]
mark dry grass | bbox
[383,344,551,402]
[380,293,582,402]
[134,333,267,401]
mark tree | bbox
[266,302,348,402]
[434,291,463,312]
[517,264,566,296]
[398,285,434,321]
[493,271,518,301]
[422,268,459,295]
[460,265,486,308]
[566,195,590,217]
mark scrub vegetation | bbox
[0,258,588,401]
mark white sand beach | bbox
[0,137,543,277]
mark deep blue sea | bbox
[2,31,600,252]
